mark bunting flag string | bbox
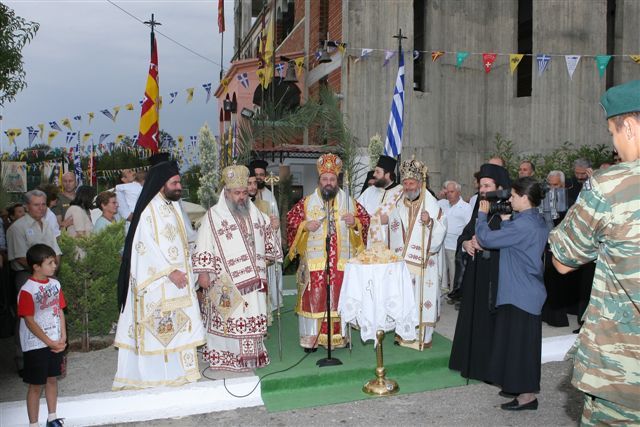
[62,118,73,130]
[456,51,470,68]
[383,50,395,67]
[595,55,612,77]
[509,54,524,74]
[537,54,551,76]
[186,87,194,103]
[482,53,497,73]
[431,51,444,62]
[203,83,212,103]
[565,55,581,80]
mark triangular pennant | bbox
[115,134,125,145]
[5,129,22,145]
[294,57,304,76]
[73,115,82,121]
[169,91,178,104]
[565,55,581,80]
[125,103,134,111]
[82,133,92,144]
[203,83,212,103]
[88,112,94,125]
[630,55,640,64]
[413,50,420,60]
[61,118,72,130]
[275,62,285,77]
[383,50,395,67]
[509,54,524,75]
[337,42,347,55]
[99,133,110,144]
[113,106,121,121]
[431,51,444,62]
[186,87,195,103]
[595,55,612,77]
[456,51,469,69]
[237,72,250,89]
[537,54,551,76]
[38,124,45,140]
[47,131,58,145]
[482,53,497,74]
[355,48,373,63]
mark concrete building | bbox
[219,0,639,197]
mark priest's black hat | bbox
[477,163,512,189]
[148,152,171,166]
[249,159,268,171]
[248,166,256,177]
[376,155,397,173]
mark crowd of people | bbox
[0,80,637,426]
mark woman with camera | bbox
[476,177,549,411]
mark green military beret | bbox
[600,79,640,119]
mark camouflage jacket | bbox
[549,160,640,410]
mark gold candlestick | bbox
[363,330,399,396]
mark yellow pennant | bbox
[6,128,22,145]
[509,54,525,74]
[178,136,184,150]
[47,130,59,145]
[38,124,45,139]
[431,51,444,62]
[61,118,72,131]
[113,106,121,121]
[256,69,266,87]
[338,43,347,55]
[88,112,95,125]
[186,88,194,103]
[115,134,125,145]
[125,103,134,111]
[630,55,640,64]
[294,57,305,76]
[221,77,231,95]
[82,133,92,144]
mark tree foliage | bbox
[57,221,125,350]
[489,133,614,180]
[197,123,220,208]
[0,4,39,107]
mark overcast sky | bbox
[1,0,234,153]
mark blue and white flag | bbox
[237,72,250,88]
[383,51,405,158]
[100,109,115,121]
[169,91,178,104]
[65,132,78,144]
[537,54,551,76]
[49,121,62,132]
[203,83,212,103]
[73,115,82,121]
[276,62,285,77]
[98,133,110,145]
[26,126,39,147]
[73,144,83,185]
[190,135,198,146]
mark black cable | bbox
[198,330,321,398]
[106,0,224,69]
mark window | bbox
[413,0,426,92]
[516,0,532,97]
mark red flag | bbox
[482,53,497,74]
[218,0,225,33]
[137,33,160,152]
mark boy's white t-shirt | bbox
[17,277,66,352]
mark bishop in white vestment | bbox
[193,165,283,371]
[113,160,205,390]
[388,158,447,350]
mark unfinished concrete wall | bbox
[344,0,633,196]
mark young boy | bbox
[18,244,66,427]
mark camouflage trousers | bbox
[581,395,640,426]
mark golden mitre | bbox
[222,164,249,189]
[400,157,428,181]
[316,153,343,176]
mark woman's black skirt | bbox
[486,304,542,394]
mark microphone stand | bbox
[317,199,342,367]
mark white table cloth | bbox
[339,261,418,343]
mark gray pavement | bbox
[114,361,582,426]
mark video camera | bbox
[482,189,513,215]
[539,183,568,230]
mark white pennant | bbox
[565,55,581,80]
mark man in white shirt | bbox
[437,181,472,292]
[116,170,145,234]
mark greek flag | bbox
[203,83,212,103]
[384,50,404,158]
[27,126,39,147]
[73,144,83,185]
[49,121,62,132]
[276,62,285,77]
[65,132,77,144]
[237,72,250,88]
[169,91,178,104]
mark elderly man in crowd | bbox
[518,160,535,178]
[546,170,565,189]
[437,181,472,293]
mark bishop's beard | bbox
[321,185,338,201]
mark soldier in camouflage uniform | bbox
[549,79,640,426]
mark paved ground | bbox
[1,298,584,425]
[114,361,583,426]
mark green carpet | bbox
[259,292,468,412]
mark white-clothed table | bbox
[338,261,418,343]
